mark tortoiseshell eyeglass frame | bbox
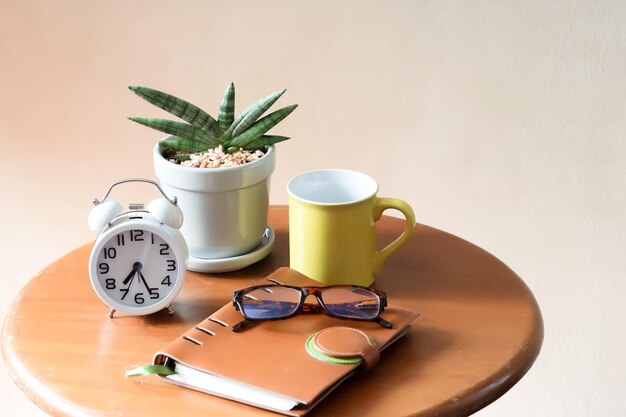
[231,284,392,332]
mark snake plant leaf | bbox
[244,135,290,149]
[227,104,298,148]
[230,89,287,138]
[159,137,209,154]
[130,82,297,158]
[129,86,222,137]
[230,90,286,138]
[129,117,221,147]
[218,82,235,132]
[171,153,192,161]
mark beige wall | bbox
[2,1,625,415]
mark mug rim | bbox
[287,168,379,206]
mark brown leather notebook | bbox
[153,267,419,416]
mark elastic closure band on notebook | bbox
[305,326,379,369]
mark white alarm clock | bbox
[88,178,189,318]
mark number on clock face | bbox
[96,230,178,307]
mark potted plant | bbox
[129,83,297,272]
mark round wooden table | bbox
[2,206,543,417]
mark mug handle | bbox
[371,197,416,276]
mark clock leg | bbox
[108,309,116,318]
[166,305,174,315]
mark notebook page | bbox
[168,361,300,412]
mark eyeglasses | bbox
[232,284,392,331]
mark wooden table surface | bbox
[2,206,543,417]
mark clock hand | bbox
[137,270,153,293]
[122,263,140,286]
[122,271,134,285]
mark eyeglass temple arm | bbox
[231,319,254,332]
[376,317,393,329]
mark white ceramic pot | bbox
[153,142,275,262]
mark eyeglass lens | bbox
[241,286,302,319]
[319,287,381,319]
[240,286,381,320]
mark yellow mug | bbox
[287,169,416,287]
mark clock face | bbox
[93,228,182,312]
